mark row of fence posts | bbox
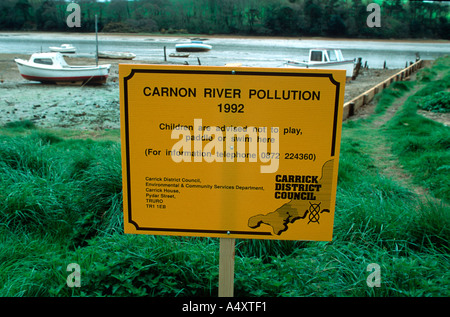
[343,59,425,121]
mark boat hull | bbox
[98,51,136,60]
[15,60,110,84]
[175,43,212,52]
[49,48,76,53]
[285,60,355,77]
[49,45,76,53]
[169,53,190,58]
[19,73,108,84]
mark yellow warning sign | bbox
[120,65,345,241]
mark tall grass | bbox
[0,124,122,244]
[0,57,449,297]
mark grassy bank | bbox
[0,58,448,297]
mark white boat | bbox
[49,44,76,53]
[98,51,136,60]
[285,49,355,77]
[175,41,212,52]
[169,52,190,58]
[14,52,111,84]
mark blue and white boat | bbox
[175,41,212,52]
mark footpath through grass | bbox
[0,57,449,297]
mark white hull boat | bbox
[98,51,136,60]
[169,52,190,58]
[49,44,76,53]
[285,49,355,77]
[14,52,111,84]
[175,41,212,52]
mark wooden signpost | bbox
[119,64,345,296]
[219,238,235,297]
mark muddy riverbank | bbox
[0,54,401,130]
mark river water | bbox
[0,32,449,69]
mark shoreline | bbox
[1,31,449,44]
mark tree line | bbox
[0,0,448,39]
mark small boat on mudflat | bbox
[98,51,136,60]
[49,44,76,53]
[285,49,355,77]
[14,52,111,84]
[175,41,212,52]
[169,52,190,58]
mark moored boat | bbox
[98,51,136,60]
[175,41,212,52]
[285,49,355,77]
[49,44,76,53]
[14,52,111,84]
[169,52,190,58]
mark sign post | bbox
[219,238,235,297]
[120,64,345,295]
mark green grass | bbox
[418,91,450,113]
[384,57,450,203]
[0,57,449,297]
[373,81,415,114]
[0,126,122,244]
